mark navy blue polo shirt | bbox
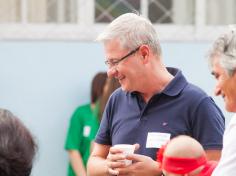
[95,67,225,160]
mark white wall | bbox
[0,41,232,176]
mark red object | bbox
[198,161,218,176]
[162,155,207,174]
[157,145,210,175]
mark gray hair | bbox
[208,28,236,77]
[96,13,162,56]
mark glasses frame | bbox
[105,46,140,67]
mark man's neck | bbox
[139,70,174,103]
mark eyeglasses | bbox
[105,46,140,67]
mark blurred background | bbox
[0,0,235,175]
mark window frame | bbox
[0,0,231,41]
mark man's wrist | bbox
[153,161,163,176]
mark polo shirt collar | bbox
[128,67,187,97]
[162,67,187,96]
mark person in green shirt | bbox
[65,72,107,176]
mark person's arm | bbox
[68,150,86,176]
[87,143,111,176]
[205,149,221,161]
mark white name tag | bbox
[146,132,171,148]
[83,126,91,137]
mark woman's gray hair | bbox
[208,27,236,77]
[96,13,162,56]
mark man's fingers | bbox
[107,153,126,162]
[107,161,126,169]
[116,165,133,175]
[110,146,125,154]
[134,143,140,151]
[107,161,126,175]
[126,153,144,162]
[108,168,119,175]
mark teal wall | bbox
[0,41,232,176]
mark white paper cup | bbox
[113,144,135,166]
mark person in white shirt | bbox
[208,27,236,176]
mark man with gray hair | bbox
[208,28,236,175]
[87,13,224,176]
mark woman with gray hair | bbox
[208,28,236,175]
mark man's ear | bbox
[139,45,149,63]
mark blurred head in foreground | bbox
[0,108,37,176]
[157,135,217,176]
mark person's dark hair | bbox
[0,108,37,176]
[99,78,120,120]
[91,72,107,104]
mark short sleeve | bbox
[191,97,225,149]
[95,100,112,145]
[64,109,83,150]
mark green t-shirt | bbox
[64,103,100,176]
